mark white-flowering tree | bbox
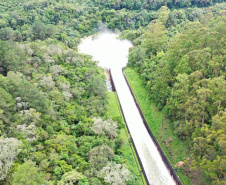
[32,56,41,65]
[65,55,84,66]
[43,54,55,65]
[48,44,62,56]
[14,97,29,112]
[59,82,70,92]
[26,46,34,57]
[19,45,33,56]
[86,145,114,177]
[62,91,73,102]
[50,65,64,79]
[20,108,41,125]
[17,123,38,142]
[92,118,118,139]
[39,76,55,90]
[98,161,131,185]
[0,138,23,180]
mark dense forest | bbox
[125,4,226,185]
[0,0,225,184]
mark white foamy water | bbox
[78,32,175,185]
[78,32,132,69]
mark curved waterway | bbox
[78,32,175,185]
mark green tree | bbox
[86,145,114,177]
[31,21,46,40]
[57,170,89,185]
[12,161,47,185]
[0,41,26,73]
[142,21,167,56]
[167,73,190,120]
[191,109,226,183]
[128,46,145,71]
[157,6,170,25]
[0,27,15,41]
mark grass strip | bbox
[107,92,146,185]
[124,68,190,185]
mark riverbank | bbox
[124,68,190,185]
[106,92,145,185]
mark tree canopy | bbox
[126,4,226,184]
[0,0,225,184]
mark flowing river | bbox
[78,32,175,185]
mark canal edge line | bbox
[122,68,183,185]
[109,69,150,185]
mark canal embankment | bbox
[124,67,190,185]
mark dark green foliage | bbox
[31,21,56,40]
[0,41,26,74]
[127,6,226,184]
[0,0,225,184]
[0,7,137,182]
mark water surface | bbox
[78,32,132,69]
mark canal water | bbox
[78,31,175,185]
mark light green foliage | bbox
[58,160,72,173]
[12,161,47,185]
[106,92,124,124]
[128,46,145,71]
[191,110,226,183]
[45,134,77,155]
[142,21,167,56]
[0,109,3,136]
[157,6,170,24]
[57,170,89,185]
